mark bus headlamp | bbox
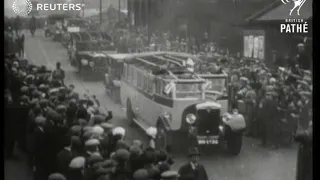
[81,59,88,65]
[186,113,196,124]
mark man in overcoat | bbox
[178,147,208,180]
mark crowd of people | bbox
[5,51,212,180]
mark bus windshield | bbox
[204,77,227,94]
[175,82,203,99]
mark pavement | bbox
[5,30,298,180]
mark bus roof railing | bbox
[198,74,228,78]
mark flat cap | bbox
[130,146,143,155]
[299,91,311,97]
[92,125,104,135]
[112,127,126,136]
[116,148,130,161]
[83,126,93,132]
[100,122,114,130]
[69,156,86,169]
[133,169,149,180]
[48,173,66,180]
[116,140,130,150]
[70,125,82,136]
[82,131,93,140]
[101,159,117,168]
[20,86,29,93]
[87,154,104,165]
[85,139,100,146]
[35,116,46,125]
[161,171,180,179]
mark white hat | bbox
[186,58,195,66]
[92,125,104,135]
[85,139,100,146]
[297,43,305,47]
[146,127,157,139]
[69,156,86,169]
[269,78,276,83]
[112,127,126,136]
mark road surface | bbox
[5,31,298,180]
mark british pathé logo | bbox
[281,0,306,16]
[280,0,309,33]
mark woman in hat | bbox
[178,147,208,180]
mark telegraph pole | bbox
[82,0,85,17]
[118,0,121,22]
[99,0,102,25]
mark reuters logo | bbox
[12,0,33,16]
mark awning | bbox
[256,0,313,21]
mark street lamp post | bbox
[118,0,121,22]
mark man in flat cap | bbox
[178,147,208,180]
[68,156,86,180]
[57,136,82,175]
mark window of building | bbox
[244,35,265,60]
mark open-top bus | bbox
[150,52,230,114]
[120,52,245,155]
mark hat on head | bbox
[116,148,130,161]
[70,125,82,136]
[112,127,126,136]
[85,138,100,147]
[188,147,200,157]
[101,159,117,168]
[133,169,149,180]
[83,126,93,132]
[87,154,104,165]
[20,86,29,93]
[69,156,86,169]
[77,118,87,127]
[161,171,180,180]
[116,140,130,150]
[299,91,311,97]
[94,167,109,176]
[92,125,104,136]
[71,136,82,146]
[130,146,142,155]
[146,127,157,139]
[35,116,46,125]
[48,173,66,180]
[100,122,114,130]
[93,115,105,124]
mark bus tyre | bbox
[126,99,134,126]
[226,131,242,155]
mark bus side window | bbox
[143,73,148,91]
[127,65,132,83]
[155,78,162,95]
[147,75,154,94]
[123,64,127,79]
[137,71,143,88]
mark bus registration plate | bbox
[197,136,219,145]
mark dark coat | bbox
[295,127,312,180]
[57,147,81,175]
[178,163,208,180]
